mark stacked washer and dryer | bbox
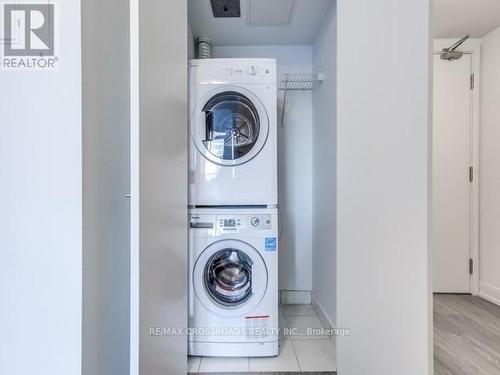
[188,58,279,357]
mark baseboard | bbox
[311,293,335,330]
[279,290,311,304]
[479,282,500,306]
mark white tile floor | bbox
[188,304,337,373]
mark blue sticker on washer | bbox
[265,237,277,251]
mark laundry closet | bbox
[186,0,337,372]
[126,0,431,373]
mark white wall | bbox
[479,25,500,305]
[81,0,130,374]
[212,45,314,293]
[336,0,432,374]
[311,3,337,325]
[0,1,82,374]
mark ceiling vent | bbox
[210,0,241,18]
[247,0,295,26]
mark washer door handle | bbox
[204,111,214,142]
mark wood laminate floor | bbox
[434,294,500,375]
[193,294,500,374]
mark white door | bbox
[432,53,472,293]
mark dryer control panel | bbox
[190,214,273,234]
[189,59,277,85]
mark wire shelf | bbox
[279,73,325,91]
[279,72,325,127]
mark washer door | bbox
[193,239,268,317]
[191,87,270,166]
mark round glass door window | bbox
[204,248,253,307]
[203,92,260,161]
[193,239,268,316]
[192,88,269,166]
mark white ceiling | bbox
[434,0,500,38]
[188,0,333,46]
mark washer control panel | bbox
[217,214,272,233]
[189,214,272,233]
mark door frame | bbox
[432,39,481,295]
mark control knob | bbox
[250,217,260,227]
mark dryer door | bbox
[191,87,270,166]
[193,239,268,317]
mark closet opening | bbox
[186,0,338,373]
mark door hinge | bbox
[470,73,475,89]
[469,258,474,274]
[469,166,474,182]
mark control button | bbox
[250,217,260,227]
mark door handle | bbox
[204,111,213,142]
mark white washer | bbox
[189,58,277,206]
[188,207,279,357]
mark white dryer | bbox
[188,207,279,357]
[189,59,277,206]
